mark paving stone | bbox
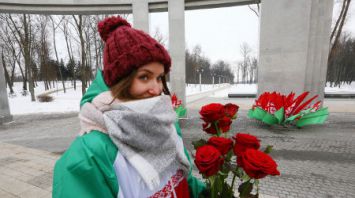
[0,189,17,198]
[0,156,28,167]
[27,172,52,189]
[0,174,33,196]
[0,166,33,182]
[18,185,49,198]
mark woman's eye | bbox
[139,75,149,81]
[157,76,163,81]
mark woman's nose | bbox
[148,82,162,96]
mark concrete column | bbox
[304,0,333,102]
[132,0,149,32]
[0,64,12,124]
[168,0,186,105]
[258,0,333,101]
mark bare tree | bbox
[72,15,88,95]
[152,27,167,47]
[328,0,352,62]
[0,18,19,94]
[59,16,77,90]
[240,42,252,83]
[49,16,66,93]
[7,14,36,101]
[251,57,258,83]
[248,1,260,17]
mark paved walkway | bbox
[0,96,354,197]
[0,142,59,198]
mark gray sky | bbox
[149,2,355,65]
[55,2,354,67]
[149,5,259,64]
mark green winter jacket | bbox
[52,70,205,198]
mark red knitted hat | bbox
[97,16,171,87]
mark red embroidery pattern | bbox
[149,170,184,198]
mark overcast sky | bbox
[149,5,259,64]
[148,2,355,65]
[55,2,355,68]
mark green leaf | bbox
[261,112,278,125]
[274,107,284,124]
[220,180,234,198]
[296,107,329,127]
[248,107,267,120]
[175,106,187,118]
[285,108,312,122]
[241,173,251,182]
[264,145,273,154]
[247,109,254,118]
[225,150,233,162]
[234,166,244,178]
[192,139,207,150]
[232,114,238,119]
[238,181,253,198]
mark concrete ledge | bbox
[324,93,355,98]
[0,115,13,124]
[228,93,256,98]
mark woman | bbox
[52,16,205,198]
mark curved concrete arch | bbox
[0,0,257,14]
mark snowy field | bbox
[6,81,355,115]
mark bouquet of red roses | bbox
[193,103,280,198]
[248,91,329,127]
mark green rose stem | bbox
[231,166,242,192]
[230,172,237,191]
[214,121,222,137]
[209,175,217,198]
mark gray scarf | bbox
[103,95,190,190]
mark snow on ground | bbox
[212,82,355,98]
[325,82,355,94]
[211,84,257,98]
[8,81,81,115]
[185,84,226,95]
[7,81,224,115]
[6,81,355,115]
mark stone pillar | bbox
[0,64,12,124]
[168,0,186,105]
[132,0,149,32]
[258,0,333,101]
[304,0,334,102]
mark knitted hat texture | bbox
[97,16,171,87]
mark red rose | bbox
[194,145,224,177]
[224,103,239,118]
[233,133,260,156]
[199,103,225,122]
[202,122,217,135]
[237,148,280,179]
[218,116,232,133]
[207,137,233,155]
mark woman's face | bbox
[129,62,165,99]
